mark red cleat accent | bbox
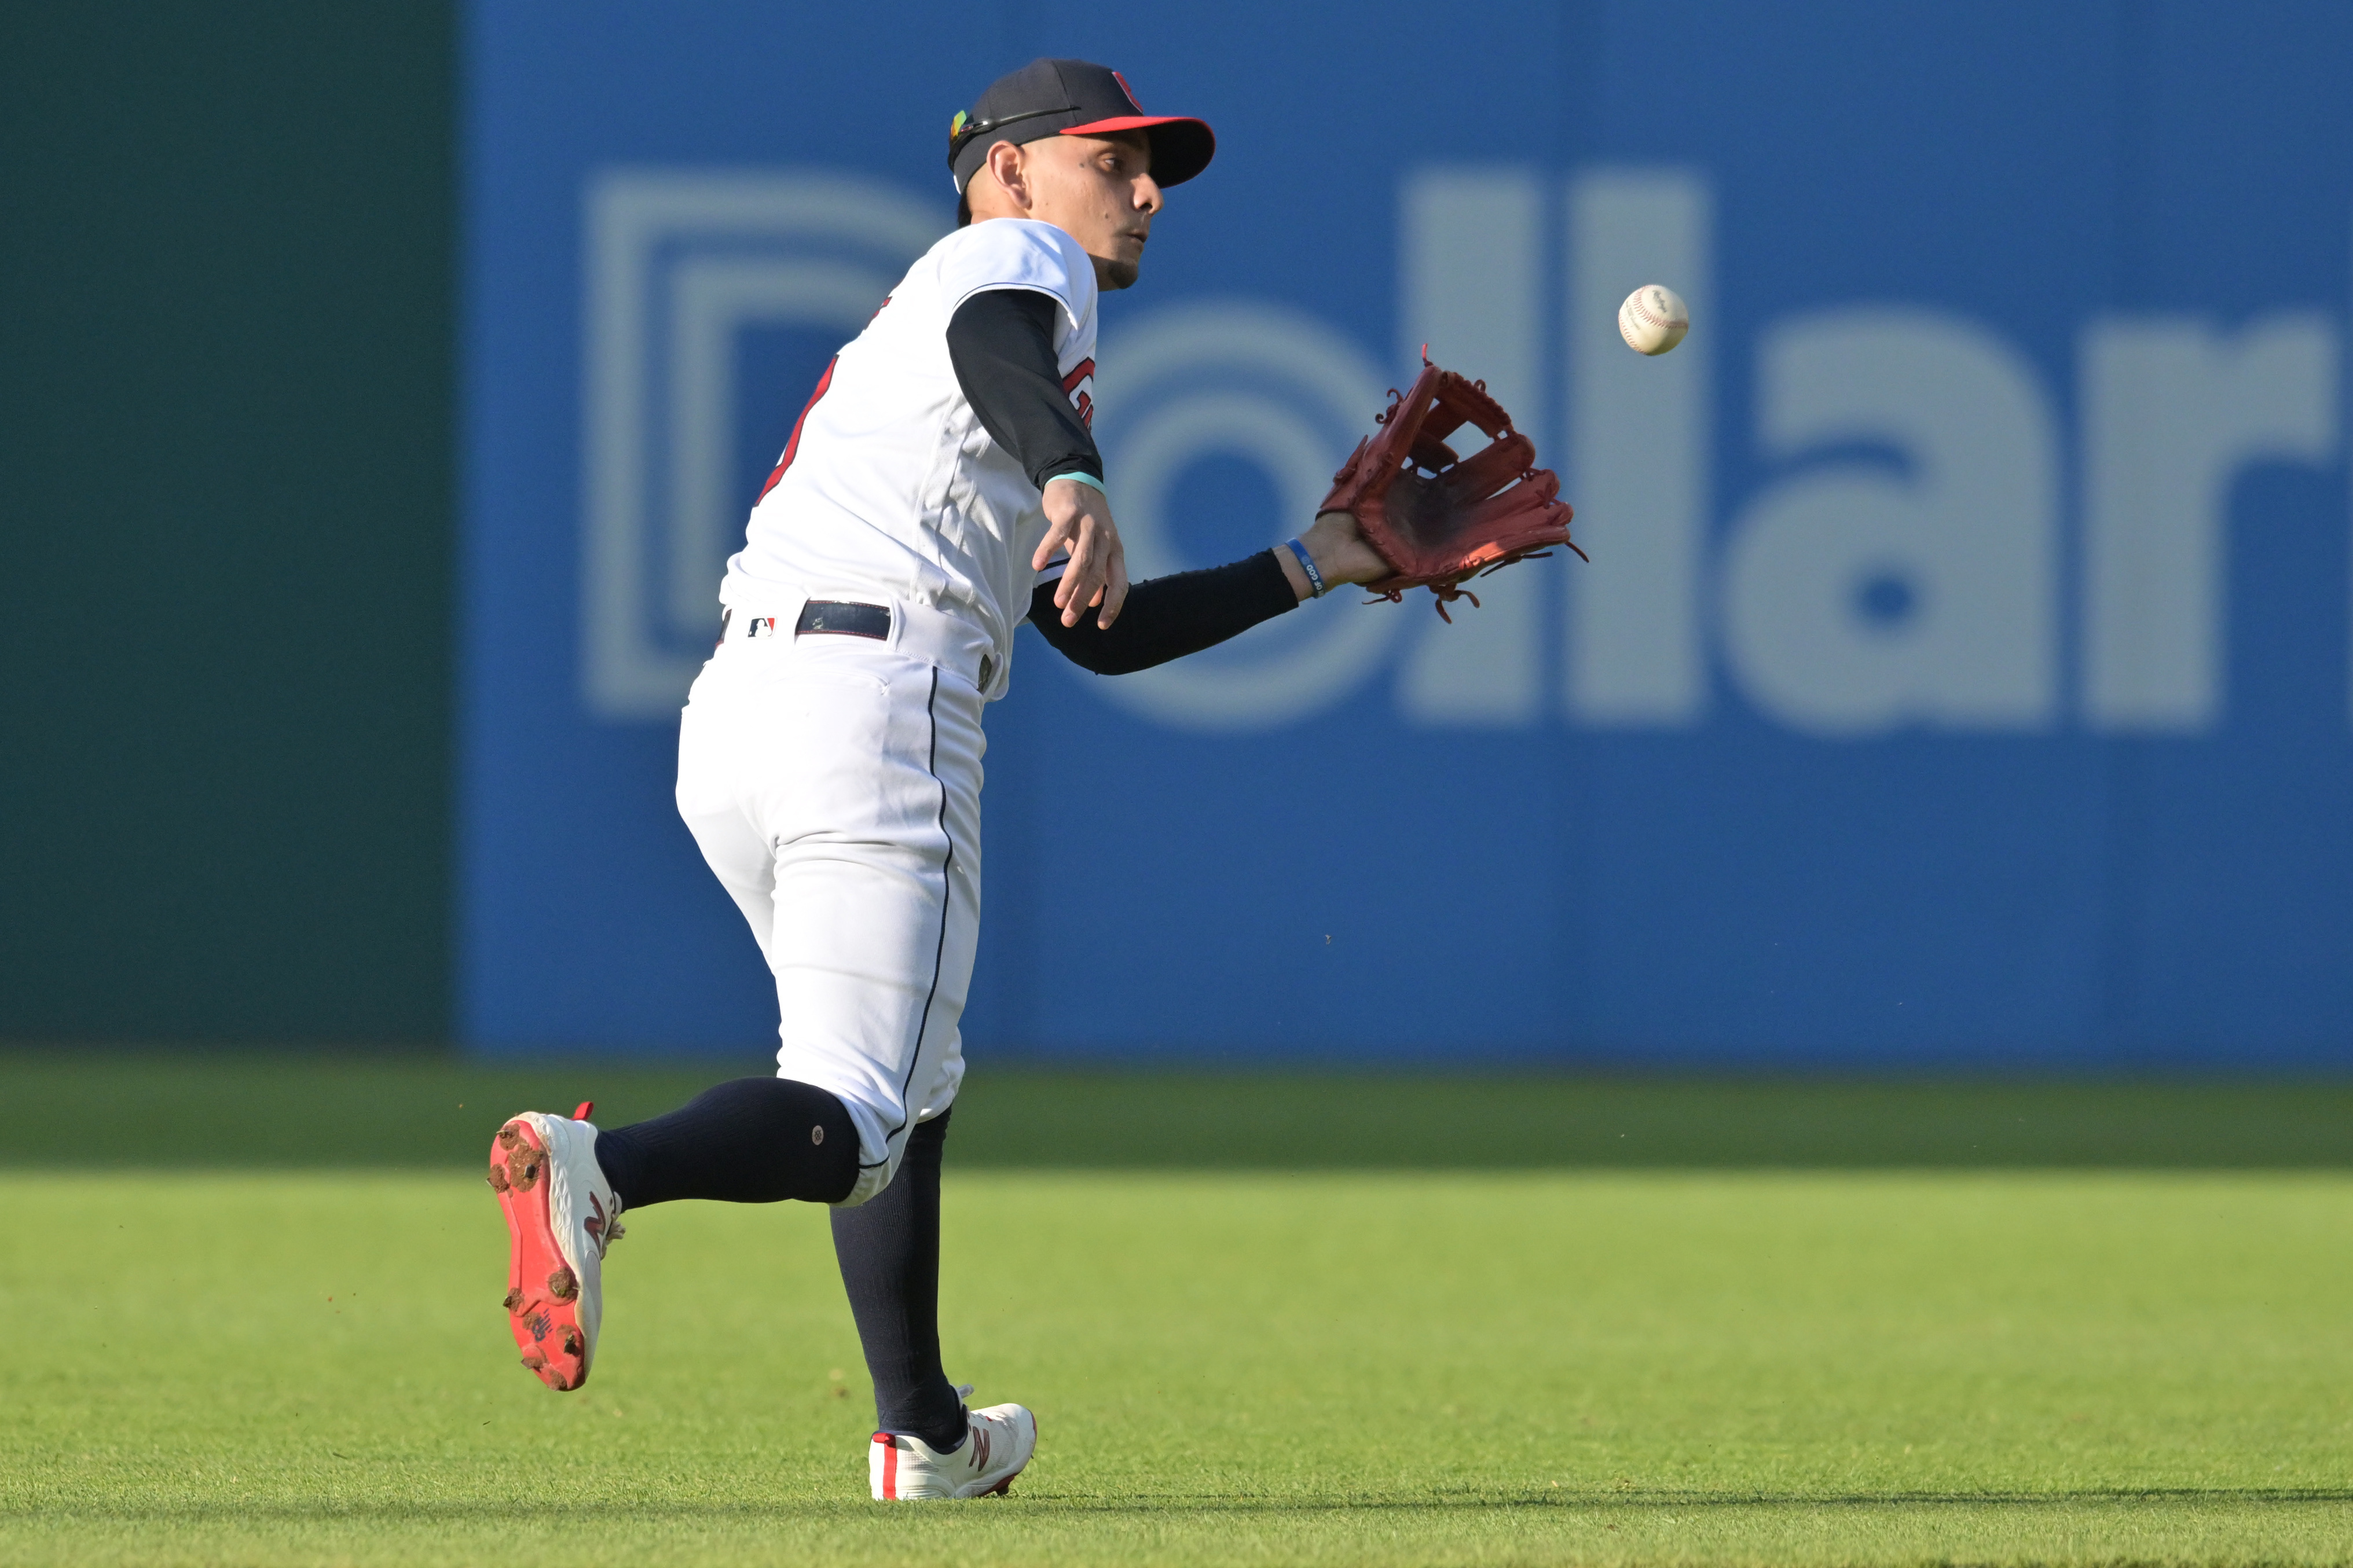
[490,1118,588,1391]
[573,1101,594,1120]
[866,1401,1035,1499]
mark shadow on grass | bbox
[2,1049,2350,1171]
[20,1487,2353,1525]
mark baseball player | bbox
[488,58,1388,1501]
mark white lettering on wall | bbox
[2079,314,2339,732]
[576,166,2353,740]
[1085,303,1402,730]
[1565,170,1713,727]
[1721,309,2059,735]
[1394,167,1548,725]
[580,170,944,719]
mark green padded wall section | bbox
[0,5,455,1042]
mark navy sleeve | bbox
[945,288,1102,490]
[1028,550,1299,675]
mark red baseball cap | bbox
[948,58,1215,210]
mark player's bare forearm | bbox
[1273,509,1390,600]
[1036,476,1130,629]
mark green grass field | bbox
[3,1056,2350,1566]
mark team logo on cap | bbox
[1112,71,1141,111]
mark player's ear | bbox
[984,140,1029,214]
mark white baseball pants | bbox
[675,592,989,1207]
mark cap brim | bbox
[1061,115,1216,186]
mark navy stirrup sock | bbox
[591,1077,858,1208]
[831,1112,965,1452]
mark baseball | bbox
[1619,284,1689,355]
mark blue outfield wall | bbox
[461,1,2353,1067]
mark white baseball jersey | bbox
[721,217,1099,696]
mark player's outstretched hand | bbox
[1036,476,1130,629]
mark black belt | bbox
[721,599,993,688]
[794,600,890,640]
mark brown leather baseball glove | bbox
[1320,358,1582,619]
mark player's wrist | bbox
[1280,537,1328,599]
[1299,510,1384,589]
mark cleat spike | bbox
[547,1266,578,1301]
[486,1162,509,1192]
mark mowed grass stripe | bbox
[3,1051,2350,1169]
[2,1170,2347,1566]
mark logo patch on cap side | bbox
[1112,70,1142,111]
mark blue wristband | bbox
[1283,537,1327,598]
[1046,470,1105,495]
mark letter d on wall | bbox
[1722,309,2059,736]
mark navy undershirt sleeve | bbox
[1028,550,1299,675]
[945,288,1101,490]
[950,288,1300,674]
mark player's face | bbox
[1027,131,1161,290]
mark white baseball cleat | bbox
[868,1390,1037,1500]
[488,1102,624,1391]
